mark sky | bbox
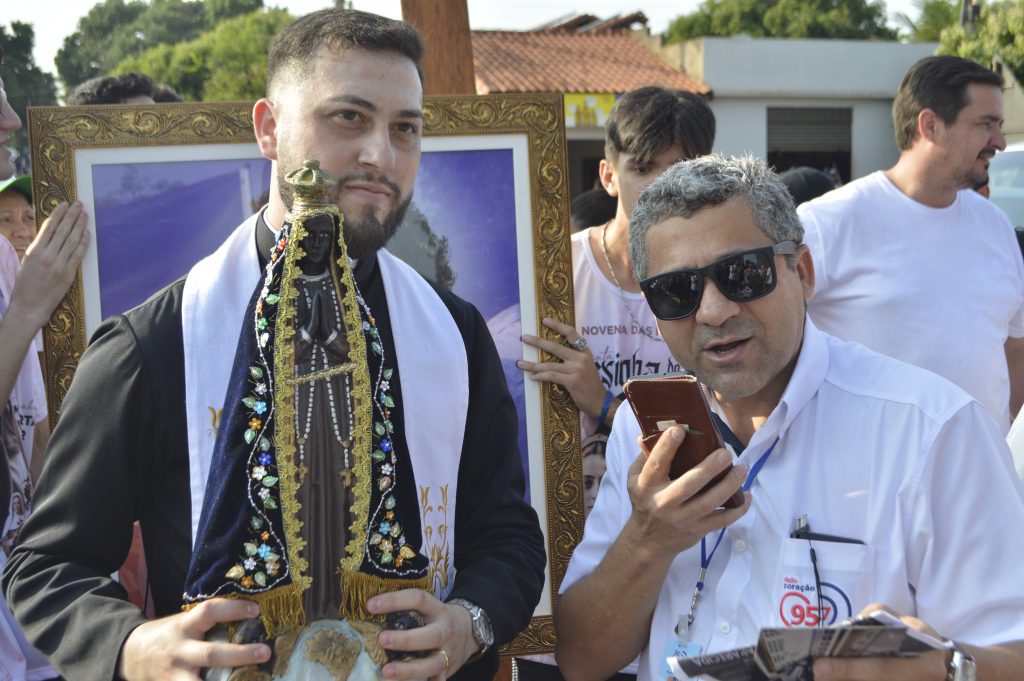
[7,0,923,77]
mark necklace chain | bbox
[599,222,663,343]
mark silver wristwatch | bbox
[448,597,495,662]
[947,641,977,681]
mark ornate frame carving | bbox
[30,93,582,656]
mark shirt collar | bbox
[758,316,829,446]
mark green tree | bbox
[666,0,897,42]
[0,22,58,162]
[116,8,292,101]
[55,0,148,92]
[56,0,265,94]
[205,0,264,25]
[939,1,1024,82]
[896,0,959,42]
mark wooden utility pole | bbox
[401,0,476,95]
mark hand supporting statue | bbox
[519,317,615,425]
[369,589,479,681]
[117,599,271,681]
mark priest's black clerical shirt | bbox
[3,218,545,681]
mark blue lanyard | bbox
[685,436,779,628]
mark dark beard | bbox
[953,147,997,191]
[954,166,989,192]
[339,196,412,260]
[277,169,412,260]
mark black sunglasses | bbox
[639,241,799,321]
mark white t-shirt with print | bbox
[0,236,55,680]
[0,241,46,459]
[800,171,1024,431]
[572,227,681,437]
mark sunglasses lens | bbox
[644,271,702,320]
[712,251,776,301]
[641,246,783,320]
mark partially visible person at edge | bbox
[0,175,35,261]
[0,43,90,681]
[0,176,51,480]
[799,55,1024,432]
[517,87,714,681]
[3,11,544,681]
[556,153,1024,681]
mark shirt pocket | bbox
[771,537,874,628]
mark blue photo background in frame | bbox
[91,158,271,318]
[393,147,529,490]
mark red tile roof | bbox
[472,31,709,95]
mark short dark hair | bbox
[604,86,715,165]
[266,9,424,96]
[779,166,835,206]
[893,56,1003,151]
[571,187,617,231]
[67,72,156,105]
[152,83,183,103]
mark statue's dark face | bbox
[299,215,335,274]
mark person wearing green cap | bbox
[0,176,35,261]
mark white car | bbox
[989,141,1024,228]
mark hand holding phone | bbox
[623,374,744,509]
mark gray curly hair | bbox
[628,154,803,280]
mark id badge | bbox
[661,616,703,680]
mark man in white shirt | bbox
[799,55,1024,432]
[556,154,1024,681]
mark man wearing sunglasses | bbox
[556,154,1024,681]
[799,56,1024,433]
[517,84,716,681]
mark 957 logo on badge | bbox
[779,576,852,627]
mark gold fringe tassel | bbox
[249,582,306,638]
[180,583,305,638]
[338,569,432,623]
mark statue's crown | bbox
[283,160,337,211]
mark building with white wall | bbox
[658,36,938,182]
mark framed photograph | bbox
[30,93,581,655]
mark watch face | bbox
[478,609,495,646]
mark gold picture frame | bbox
[29,93,582,656]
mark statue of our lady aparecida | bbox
[183,160,431,681]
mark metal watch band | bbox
[946,641,977,681]
[448,597,494,662]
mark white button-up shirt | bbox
[561,319,1024,681]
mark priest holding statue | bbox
[2,9,545,681]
